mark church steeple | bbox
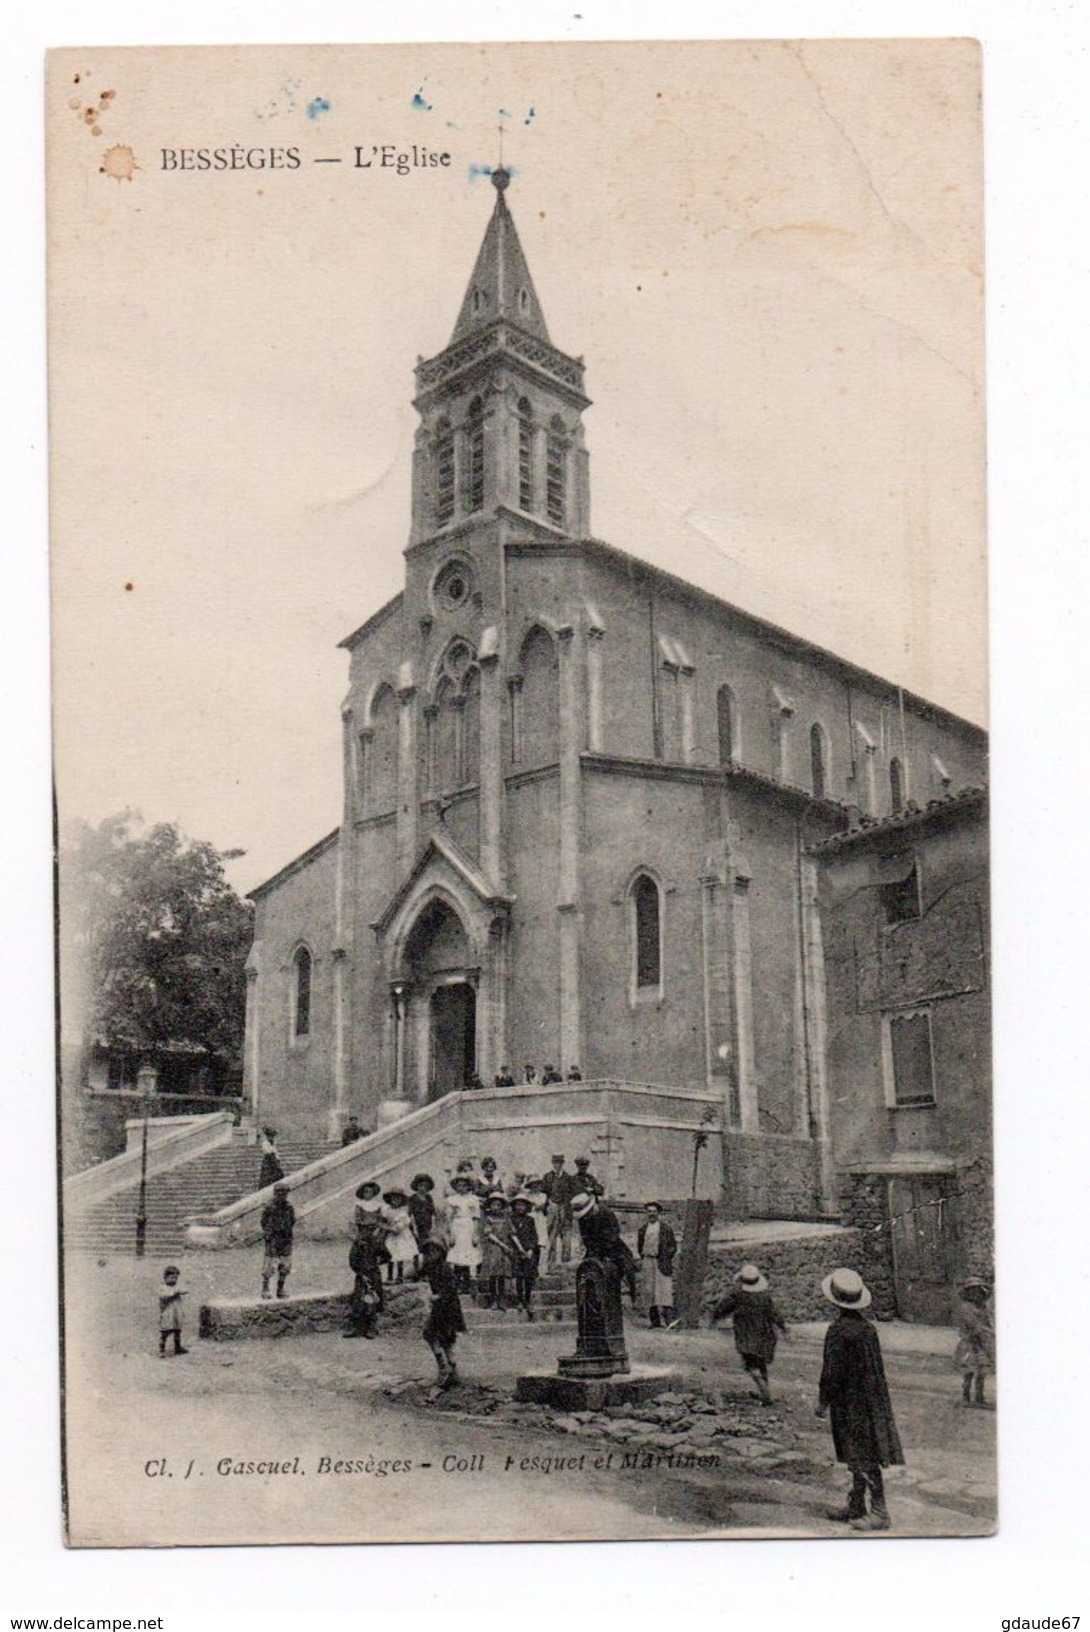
[449,167,551,343]
[410,170,591,548]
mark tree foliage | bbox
[60,812,254,1065]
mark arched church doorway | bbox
[400,896,479,1101]
[429,982,476,1099]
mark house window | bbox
[465,398,485,513]
[717,685,737,765]
[810,723,827,800]
[632,873,662,993]
[546,416,566,527]
[517,398,534,511]
[885,1011,936,1107]
[293,947,312,1039]
[435,419,455,527]
[890,756,905,815]
[880,860,921,924]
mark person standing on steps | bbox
[382,1187,417,1284]
[445,1171,480,1293]
[494,1065,515,1087]
[541,1153,576,1268]
[955,1277,995,1409]
[509,1192,541,1320]
[573,1155,604,1198]
[408,1173,437,1262]
[260,1182,295,1300]
[637,1202,678,1329]
[258,1127,284,1190]
[816,1267,904,1533]
[541,1063,563,1085]
[709,1263,788,1400]
[478,1191,515,1309]
[341,1114,364,1146]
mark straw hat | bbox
[484,1190,508,1212]
[961,1276,991,1294]
[410,1173,435,1192]
[355,1181,380,1200]
[511,1192,534,1209]
[733,1262,768,1292]
[822,1267,872,1310]
[382,1187,410,1207]
[571,1191,597,1219]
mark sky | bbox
[48,40,986,893]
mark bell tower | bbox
[409,167,591,548]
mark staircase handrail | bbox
[185,1093,465,1245]
[63,1111,236,1209]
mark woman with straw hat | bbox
[816,1268,904,1532]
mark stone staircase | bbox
[64,1132,338,1257]
[462,1262,578,1329]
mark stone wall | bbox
[836,1173,897,1319]
[702,1227,867,1323]
[721,1130,828,1220]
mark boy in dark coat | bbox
[345,1222,384,1339]
[816,1268,905,1531]
[710,1263,787,1401]
[260,1182,295,1300]
[419,1240,466,1393]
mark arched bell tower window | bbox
[292,946,312,1039]
[464,397,485,514]
[546,415,567,528]
[810,722,828,801]
[434,417,455,528]
[717,685,738,766]
[630,872,663,999]
[517,397,535,512]
[890,756,905,815]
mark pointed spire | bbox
[450,168,551,344]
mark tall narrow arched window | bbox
[367,683,398,813]
[890,756,905,815]
[461,665,481,786]
[810,723,827,801]
[434,676,459,791]
[717,685,737,766]
[435,417,455,527]
[464,397,485,513]
[517,397,535,513]
[293,947,312,1038]
[632,873,662,993]
[546,415,567,527]
[519,625,560,767]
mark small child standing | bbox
[419,1240,466,1393]
[709,1263,788,1403]
[260,1181,295,1300]
[955,1277,995,1408]
[509,1193,541,1320]
[158,1264,189,1357]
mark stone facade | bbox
[244,172,988,1234]
[815,794,991,1320]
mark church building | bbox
[243,168,987,1214]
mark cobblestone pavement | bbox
[61,1249,996,1545]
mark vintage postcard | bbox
[49,39,992,1547]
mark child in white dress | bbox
[445,1172,481,1292]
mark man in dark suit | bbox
[540,1154,576,1266]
